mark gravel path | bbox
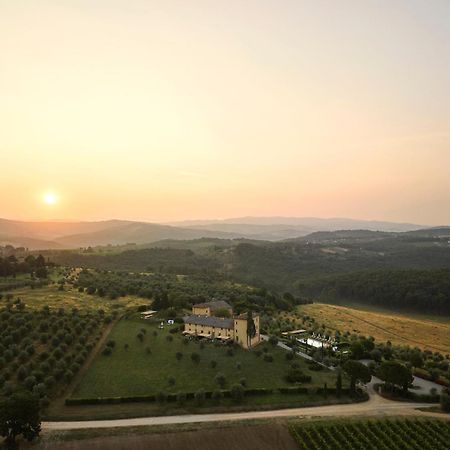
[42,391,441,431]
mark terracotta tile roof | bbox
[183,314,234,329]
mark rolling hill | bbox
[0,216,432,249]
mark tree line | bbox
[0,255,48,279]
[297,269,450,315]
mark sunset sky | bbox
[1,1,449,224]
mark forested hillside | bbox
[47,229,450,315]
[297,269,450,315]
[51,248,219,275]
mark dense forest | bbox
[297,269,450,315]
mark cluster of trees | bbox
[0,392,41,449]
[269,309,449,387]
[0,254,49,279]
[0,303,104,403]
[74,269,299,314]
[297,269,450,314]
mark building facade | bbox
[183,300,260,349]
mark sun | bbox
[43,191,58,205]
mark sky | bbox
[0,0,449,225]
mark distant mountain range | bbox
[0,216,437,250]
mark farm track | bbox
[43,388,446,431]
[47,316,120,416]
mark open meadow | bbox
[294,303,450,354]
[2,284,148,314]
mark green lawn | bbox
[72,315,341,398]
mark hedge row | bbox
[66,386,335,406]
[413,368,450,388]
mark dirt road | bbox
[42,391,442,431]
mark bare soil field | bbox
[296,303,450,353]
[31,423,297,450]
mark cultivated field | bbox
[2,285,148,313]
[295,303,450,354]
[32,422,298,450]
[289,417,450,450]
[72,315,341,399]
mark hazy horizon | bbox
[1,1,449,225]
[0,213,443,228]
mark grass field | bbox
[294,303,450,354]
[71,315,341,399]
[2,285,148,313]
[289,417,450,450]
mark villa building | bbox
[183,300,260,349]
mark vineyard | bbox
[289,418,450,450]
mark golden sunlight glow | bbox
[43,192,58,205]
[0,2,449,224]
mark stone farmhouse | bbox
[183,300,260,349]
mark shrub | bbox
[215,373,226,388]
[264,353,273,363]
[441,389,450,412]
[40,396,50,409]
[210,360,217,369]
[268,336,278,346]
[17,366,28,381]
[106,340,116,348]
[146,347,152,354]
[240,377,247,387]
[102,347,112,356]
[24,376,36,390]
[285,352,294,361]
[285,368,311,383]
[168,376,176,386]
[211,390,223,403]
[64,370,74,383]
[176,352,183,361]
[230,384,244,402]
[194,388,205,406]
[44,376,55,388]
[308,361,323,371]
[156,391,167,403]
[176,392,187,405]
[191,352,200,364]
